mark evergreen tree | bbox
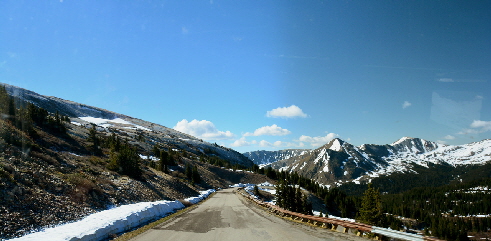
[107,140,142,179]
[87,124,102,155]
[152,144,160,157]
[302,194,313,215]
[185,164,193,180]
[254,185,260,196]
[294,187,302,212]
[358,183,383,225]
[275,181,285,208]
[192,165,200,184]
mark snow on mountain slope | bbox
[2,83,252,167]
[369,138,491,177]
[77,117,151,131]
[328,138,343,152]
[243,149,311,166]
[268,137,491,185]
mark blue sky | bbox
[1,1,490,152]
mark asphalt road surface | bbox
[131,188,367,241]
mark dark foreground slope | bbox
[0,84,268,239]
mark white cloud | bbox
[297,132,339,148]
[436,140,447,144]
[444,135,456,140]
[469,120,491,133]
[259,140,273,147]
[457,120,491,135]
[402,101,412,109]
[230,137,250,147]
[273,141,283,147]
[244,124,291,136]
[457,129,479,135]
[266,105,308,118]
[173,119,235,140]
[437,78,455,82]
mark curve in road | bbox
[131,188,366,241]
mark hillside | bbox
[2,83,252,168]
[250,137,491,186]
[0,84,268,239]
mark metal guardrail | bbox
[238,187,445,241]
[371,226,423,241]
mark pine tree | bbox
[302,194,313,215]
[294,187,302,212]
[358,183,382,225]
[254,185,260,196]
[275,181,285,208]
[87,124,102,155]
[152,144,160,157]
[185,164,192,180]
[107,140,142,179]
[0,85,15,123]
[192,165,200,184]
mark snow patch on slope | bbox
[391,136,412,146]
[314,149,328,164]
[369,139,491,177]
[77,117,151,131]
[329,139,342,151]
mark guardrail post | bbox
[347,228,358,235]
[336,225,347,233]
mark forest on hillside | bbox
[260,165,491,241]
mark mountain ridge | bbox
[243,149,311,166]
[248,137,491,185]
[2,83,252,167]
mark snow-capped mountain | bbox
[2,83,252,167]
[260,137,491,185]
[243,149,311,166]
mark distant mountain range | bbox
[243,149,311,166]
[245,137,491,185]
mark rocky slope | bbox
[0,83,268,239]
[3,83,252,168]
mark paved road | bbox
[131,188,367,241]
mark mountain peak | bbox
[391,136,416,146]
[326,138,344,152]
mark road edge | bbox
[112,192,217,241]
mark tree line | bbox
[255,164,490,241]
[0,85,69,149]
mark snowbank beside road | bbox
[184,189,216,204]
[10,189,215,241]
